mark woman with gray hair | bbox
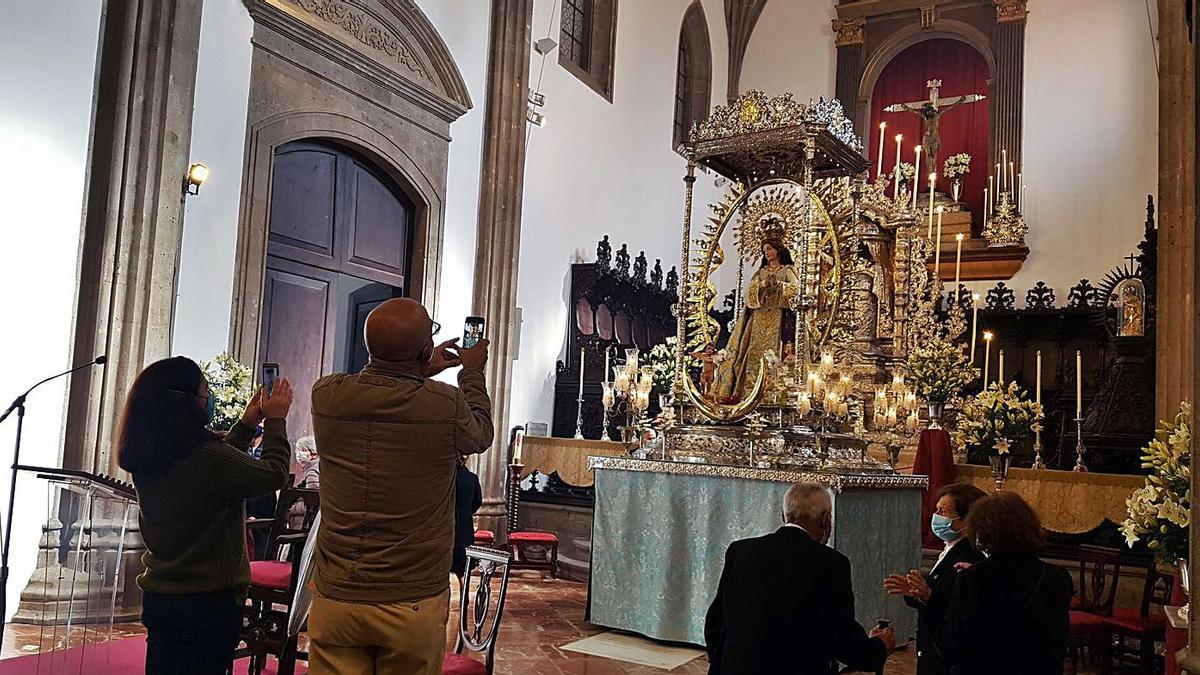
[294,435,320,488]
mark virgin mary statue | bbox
[712,239,800,402]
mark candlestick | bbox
[1001,150,1007,191]
[1016,172,1022,211]
[574,348,586,439]
[983,187,989,231]
[512,429,524,464]
[893,134,903,199]
[1035,350,1042,404]
[877,122,886,177]
[1075,350,1083,418]
[934,206,944,274]
[604,346,611,382]
[1073,416,1088,472]
[969,293,980,363]
[912,145,922,209]
[954,233,964,288]
[998,349,1005,385]
[983,331,994,386]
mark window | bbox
[672,2,712,151]
[558,0,617,101]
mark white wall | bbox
[0,1,102,620]
[173,0,255,363]
[739,0,836,98]
[507,0,731,431]
[737,0,1160,298]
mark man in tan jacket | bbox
[308,298,493,674]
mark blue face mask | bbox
[205,392,216,426]
[931,513,959,542]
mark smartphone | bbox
[262,362,279,395]
[463,316,485,349]
[874,619,891,630]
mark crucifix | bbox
[883,79,986,171]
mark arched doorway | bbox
[257,139,414,437]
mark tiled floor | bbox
[0,575,1104,674]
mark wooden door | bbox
[257,140,413,441]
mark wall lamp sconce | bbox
[184,162,209,196]
[526,108,547,127]
[528,89,546,107]
[533,37,557,55]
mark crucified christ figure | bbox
[883,79,986,170]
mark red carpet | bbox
[0,637,307,674]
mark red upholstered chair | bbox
[1107,557,1174,674]
[506,530,560,576]
[237,486,320,675]
[443,546,512,675]
[473,529,495,546]
[1069,545,1121,673]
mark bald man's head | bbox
[364,298,433,362]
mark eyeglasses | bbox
[430,320,441,337]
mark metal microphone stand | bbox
[0,356,106,623]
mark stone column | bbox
[62,0,206,477]
[832,18,865,135]
[991,0,1027,180]
[19,0,205,624]
[471,0,534,539]
[1157,0,1198,425]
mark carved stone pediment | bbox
[245,0,471,118]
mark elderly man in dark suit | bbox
[704,483,895,674]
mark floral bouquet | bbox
[906,333,976,403]
[896,162,916,189]
[942,153,972,180]
[954,381,1043,462]
[200,352,255,432]
[1122,402,1190,564]
[646,338,678,398]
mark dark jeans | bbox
[142,589,243,674]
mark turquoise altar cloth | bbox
[590,458,925,647]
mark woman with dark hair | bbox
[884,482,987,674]
[118,356,294,674]
[936,491,1074,675]
[712,238,800,401]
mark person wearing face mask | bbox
[117,356,294,674]
[307,298,493,674]
[884,483,987,675]
[704,483,895,674]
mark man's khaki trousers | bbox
[308,589,450,674]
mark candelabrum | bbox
[1073,417,1088,472]
[573,394,585,440]
[1031,428,1046,470]
[601,381,614,441]
[983,191,1028,247]
[608,349,653,445]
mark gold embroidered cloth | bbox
[957,464,1144,534]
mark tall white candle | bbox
[998,349,1005,385]
[1009,162,1016,199]
[1076,350,1083,418]
[995,164,1001,192]
[927,173,937,237]
[983,332,993,386]
[970,293,980,362]
[954,233,964,288]
[893,134,903,198]
[604,346,611,382]
[983,187,989,231]
[877,122,886,177]
[987,176,994,212]
[578,347,585,400]
[1001,150,1007,191]
[934,206,944,274]
[1016,172,1022,211]
[912,145,922,209]
[1035,350,1042,405]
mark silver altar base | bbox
[662,424,895,475]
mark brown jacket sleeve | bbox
[455,367,494,456]
[199,418,291,499]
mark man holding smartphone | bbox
[306,298,493,675]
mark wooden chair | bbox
[443,546,513,675]
[505,468,558,577]
[1068,545,1122,673]
[1107,557,1174,674]
[237,486,320,675]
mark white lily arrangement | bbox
[1122,402,1190,563]
[646,338,678,397]
[943,153,972,180]
[200,352,255,432]
[954,381,1043,461]
[906,332,976,403]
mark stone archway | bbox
[231,0,473,366]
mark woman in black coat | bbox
[884,482,987,675]
[936,491,1074,675]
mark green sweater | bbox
[134,418,291,595]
